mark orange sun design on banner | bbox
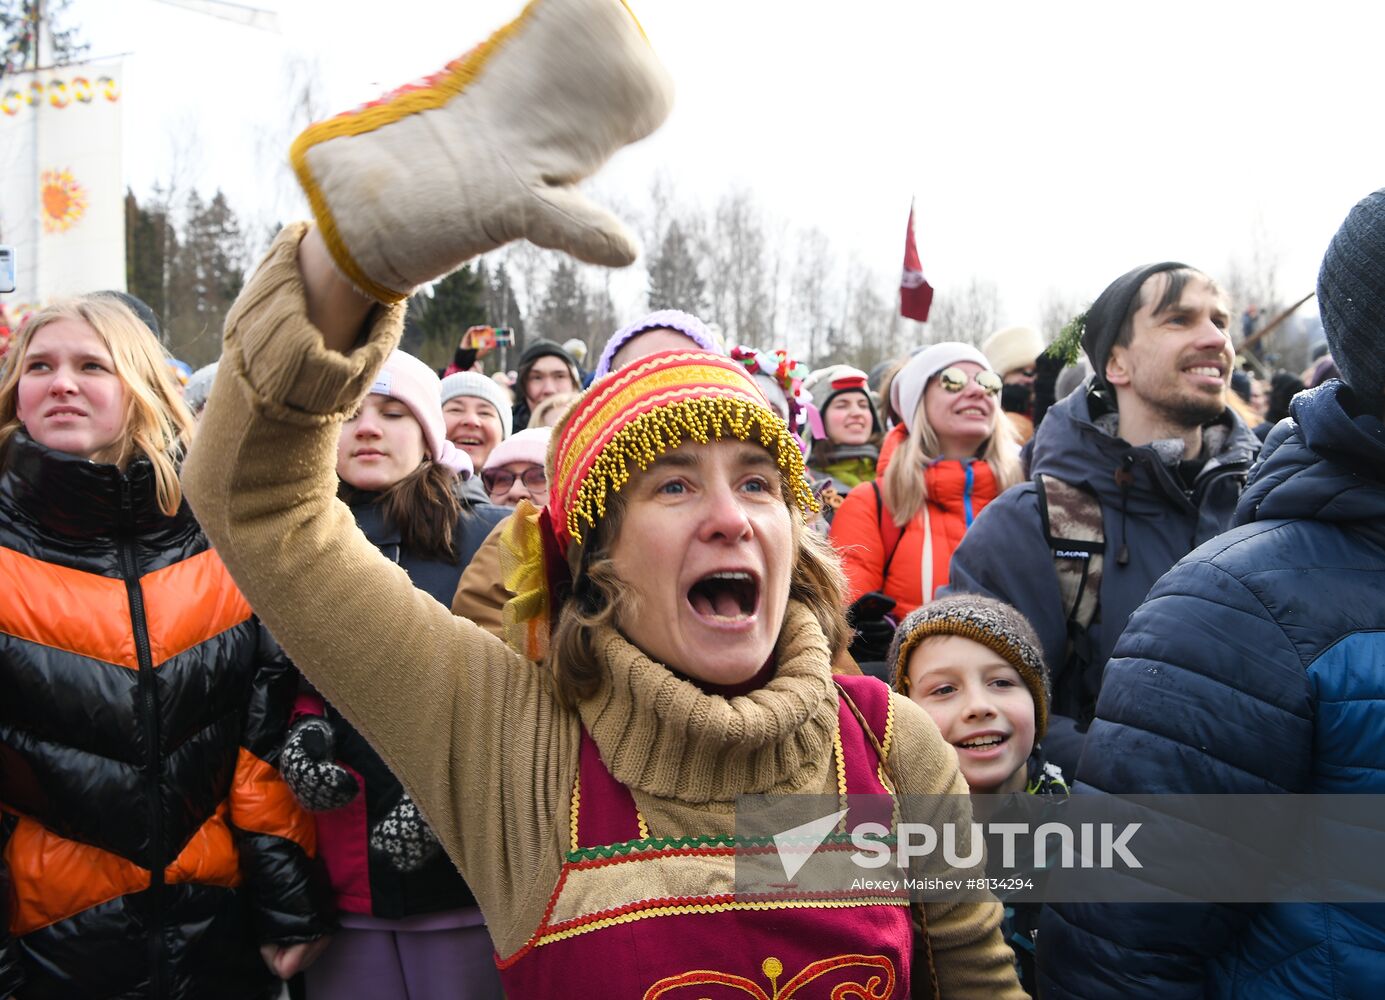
[40,169,88,233]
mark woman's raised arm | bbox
[182,226,575,933]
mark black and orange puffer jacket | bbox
[0,432,332,999]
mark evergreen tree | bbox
[124,189,169,331]
[483,260,526,352]
[587,272,617,349]
[646,220,705,313]
[407,265,487,370]
[534,260,588,343]
[164,189,247,365]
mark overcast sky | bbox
[70,0,1385,334]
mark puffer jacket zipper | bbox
[120,478,163,1000]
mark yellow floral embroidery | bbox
[641,952,896,999]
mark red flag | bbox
[900,204,934,322]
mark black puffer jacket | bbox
[0,432,331,1000]
[294,493,508,918]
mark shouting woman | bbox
[183,0,1023,995]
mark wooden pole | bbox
[1240,291,1316,354]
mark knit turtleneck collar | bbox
[577,601,839,804]
[0,430,189,540]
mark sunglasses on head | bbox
[935,367,1003,396]
[482,466,547,495]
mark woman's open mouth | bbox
[686,570,760,624]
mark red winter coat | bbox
[829,430,998,618]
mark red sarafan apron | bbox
[496,676,926,999]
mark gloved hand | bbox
[279,716,360,812]
[1031,346,1068,428]
[369,793,444,874]
[846,591,897,666]
[290,0,675,303]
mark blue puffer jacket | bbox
[945,383,1257,773]
[1038,379,1385,998]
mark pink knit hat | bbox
[368,350,473,477]
[482,426,552,473]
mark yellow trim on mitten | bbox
[288,0,545,303]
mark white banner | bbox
[0,61,125,311]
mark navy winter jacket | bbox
[946,384,1257,772]
[297,493,508,918]
[1038,380,1385,998]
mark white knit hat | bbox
[439,371,513,439]
[981,326,1045,377]
[891,343,992,432]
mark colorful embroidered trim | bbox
[531,897,908,954]
[565,833,739,863]
[551,350,818,550]
[877,695,897,794]
[568,771,581,855]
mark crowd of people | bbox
[1,0,1382,997]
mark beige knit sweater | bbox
[183,225,1026,998]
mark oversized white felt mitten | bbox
[290,0,673,303]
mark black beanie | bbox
[98,291,163,341]
[517,339,580,382]
[1081,261,1189,391]
[1317,188,1385,401]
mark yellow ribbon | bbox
[499,499,550,661]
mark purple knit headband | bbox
[593,309,722,377]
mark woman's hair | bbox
[1224,384,1260,428]
[876,358,907,427]
[879,383,1021,527]
[339,461,464,562]
[546,472,850,708]
[0,295,194,516]
[529,390,582,429]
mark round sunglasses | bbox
[482,466,547,495]
[935,367,1003,396]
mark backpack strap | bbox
[1035,474,1105,723]
[872,481,906,588]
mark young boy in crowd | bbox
[887,594,1065,993]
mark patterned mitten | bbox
[279,716,360,811]
[290,0,674,303]
[369,793,444,873]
